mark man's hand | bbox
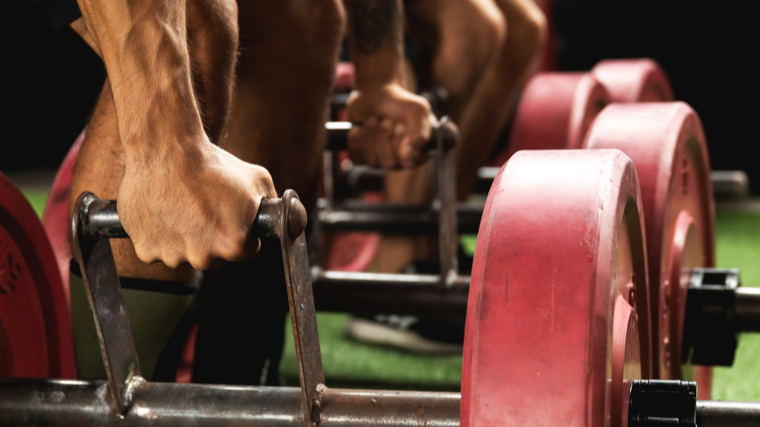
[346,83,438,169]
[117,138,278,270]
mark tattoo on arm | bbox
[351,0,400,54]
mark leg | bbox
[219,0,345,212]
[192,0,345,384]
[454,0,546,198]
[372,0,507,274]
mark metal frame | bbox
[323,119,459,288]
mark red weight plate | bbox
[41,131,83,307]
[0,173,76,379]
[585,102,715,397]
[491,72,609,166]
[592,59,674,103]
[326,232,380,272]
[462,150,652,427]
[335,62,355,92]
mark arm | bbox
[74,0,276,269]
[343,0,436,169]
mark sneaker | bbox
[345,315,463,354]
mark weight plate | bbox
[585,102,715,397]
[592,58,674,103]
[462,150,652,427]
[0,172,76,378]
[492,72,609,166]
[41,131,83,305]
[326,232,380,272]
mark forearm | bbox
[76,0,205,162]
[344,0,406,89]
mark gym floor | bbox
[15,172,760,401]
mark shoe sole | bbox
[344,317,463,355]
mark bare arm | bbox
[73,0,276,270]
[75,0,205,158]
[344,0,436,169]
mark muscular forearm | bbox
[344,0,405,89]
[76,0,205,162]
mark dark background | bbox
[1,1,104,171]
[553,0,760,193]
[2,1,759,191]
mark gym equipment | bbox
[322,119,461,286]
[3,152,760,426]
[585,102,715,386]
[0,172,76,379]
[463,150,651,427]
[591,58,674,103]
[41,131,83,304]
[337,59,747,200]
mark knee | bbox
[292,0,347,86]
[500,1,547,70]
[433,1,506,99]
[187,0,239,140]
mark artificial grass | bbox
[25,189,48,218]
[21,188,760,398]
[712,213,760,401]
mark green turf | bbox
[20,188,760,398]
[280,313,463,390]
[712,213,760,401]
[25,189,48,218]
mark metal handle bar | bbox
[71,189,323,426]
[325,118,458,152]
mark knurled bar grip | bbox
[72,190,324,426]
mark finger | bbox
[399,110,433,168]
[363,116,379,168]
[348,126,365,165]
[390,122,406,169]
[376,118,398,169]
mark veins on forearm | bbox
[349,0,401,55]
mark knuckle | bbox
[219,232,249,262]
[187,253,213,271]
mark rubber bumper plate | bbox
[586,102,716,397]
[0,172,76,378]
[592,58,674,103]
[492,72,609,168]
[462,150,653,427]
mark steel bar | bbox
[319,203,483,234]
[312,268,469,318]
[0,379,460,427]
[735,287,760,333]
[325,122,456,152]
[72,192,142,415]
[275,191,325,426]
[711,170,749,200]
[696,400,760,427]
[435,117,460,286]
[345,166,749,200]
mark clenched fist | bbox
[118,139,278,270]
[346,83,438,169]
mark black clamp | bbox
[682,268,740,366]
[628,380,697,427]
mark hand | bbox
[117,138,278,270]
[345,83,438,168]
